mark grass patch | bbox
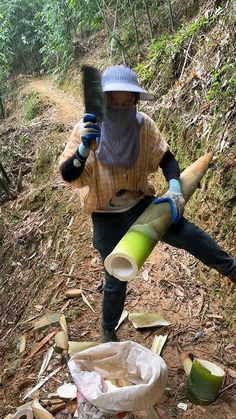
[24,92,50,120]
[136,12,220,93]
[33,147,55,184]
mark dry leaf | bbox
[19,335,26,353]
[129,312,170,329]
[27,331,56,360]
[35,305,43,311]
[81,290,94,312]
[151,334,168,356]
[38,346,54,377]
[141,269,149,282]
[33,313,60,330]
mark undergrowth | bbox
[24,91,50,120]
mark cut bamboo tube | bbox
[186,358,225,405]
[104,153,213,281]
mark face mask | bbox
[96,106,144,168]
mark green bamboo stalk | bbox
[186,358,225,405]
[104,153,213,281]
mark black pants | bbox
[92,196,236,330]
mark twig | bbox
[171,383,181,406]
[179,35,194,82]
[219,381,236,394]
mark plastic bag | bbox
[68,340,167,416]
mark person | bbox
[59,65,236,343]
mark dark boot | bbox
[100,327,119,343]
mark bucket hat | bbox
[102,65,153,101]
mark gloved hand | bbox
[154,179,185,223]
[77,113,100,158]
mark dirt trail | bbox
[26,78,83,126]
[1,78,236,419]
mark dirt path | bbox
[1,78,236,419]
[26,77,83,126]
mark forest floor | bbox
[0,77,235,419]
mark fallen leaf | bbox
[129,312,170,329]
[38,346,54,377]
[27,331,56,360]
[34,305,43,311]
[81,290,94,312]
[19,335,26,353]
[33,313,60,330]
[151,334,168,356]
[141,269,149,282]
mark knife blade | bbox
[81,65,106,123]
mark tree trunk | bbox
[129,0,140,52]
[167,0,175,31]
[143,0,153,40]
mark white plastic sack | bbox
[68,340,167,414]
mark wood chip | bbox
[27,331,56,360]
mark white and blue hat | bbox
[102,65,154,101]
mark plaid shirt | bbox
[59,112,168,214]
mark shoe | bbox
[100,327,119,343]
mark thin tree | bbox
[143,0,153,40]
[128,0,140,53]
[167,0,175,31]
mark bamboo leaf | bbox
[38,346,54,377]
[81,290,95,312]
[151,334,168,356]
[27,331,56,360]
[129,312,170,328]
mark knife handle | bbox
[83,113,99,150]
[83,113,97,123]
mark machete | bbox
[81,65,106,123]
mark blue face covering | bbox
[96,106,144,168]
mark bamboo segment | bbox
[104,153,213,281]
[186,358,225,405]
